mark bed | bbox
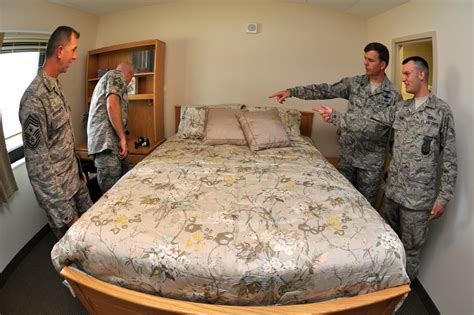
[52,105,410,314]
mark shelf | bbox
[134,72,154,77]
[88,72,154,82]
[76,143,92,161]
[87,94,153,103]
[127,138,164,156]
[129,94,153,100]
[75,139,165,166]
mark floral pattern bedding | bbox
[51,135,409,306]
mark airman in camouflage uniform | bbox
[372,56,457,280]
[19,26,92,239]
[270,43,401,205]
[87,63,134,193]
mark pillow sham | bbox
[243,106,301,138]
[237,109,290,151]
[277,108,301,138]
[203,108,247,145]
[177,106,207,139]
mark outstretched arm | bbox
[269,89,291,104]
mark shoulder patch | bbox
[24,114,41,150]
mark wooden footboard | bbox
[61,267,410,315]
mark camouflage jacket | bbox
[290,75,401,170]
[372,94,457,210]
[19,69,83,228]
[87,69,128,155]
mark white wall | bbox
[95,0,368,158]
[368,1,473,314]
[0,161,46,271]
[0,0,98,273]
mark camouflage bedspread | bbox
[52,135,409,306]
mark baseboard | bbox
[412,278,441,315]
[0,224,50,288]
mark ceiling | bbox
[48,0,409,18]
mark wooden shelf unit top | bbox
[88,39,158,56]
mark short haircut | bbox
[364,42,390,66]
[403,56,430,80]
[46,26,80,58]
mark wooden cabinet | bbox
[80,39,166,165]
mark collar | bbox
[39,68,62,94]
[380,75,394,92]
[405,93,436,111]
[363,74,393,93]
[109,69,125,80]
[424,93,437,109]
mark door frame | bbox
[392,31,437,95]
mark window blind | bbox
[0,32,49,66]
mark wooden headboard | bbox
[174,105,314,138]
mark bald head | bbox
[116,62,134,84]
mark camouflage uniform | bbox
[87,69,129,193]
[94,150,129,193]
[289,75,401,204]
[19,69,93,239]
[372,94,457,280]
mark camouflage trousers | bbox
[49,184,93,239]
[94,150,129,193]
[338,159,383,205]
[379,197,430,281]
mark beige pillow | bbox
[243,106,301,138]
[203,108,247,145]
[178,104,245,139]
[237,109,290,151]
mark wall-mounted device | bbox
[246,23,258,34]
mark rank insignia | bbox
[24,115,41,149]
[421,136,432,155]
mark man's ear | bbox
[418,70,426,81]
[56,45,64,59]
[380,61,387,71]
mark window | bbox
[0,32,48,162]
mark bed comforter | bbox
[52,135,409,306]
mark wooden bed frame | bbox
[60,105,410,314]
[61,267,409,315]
